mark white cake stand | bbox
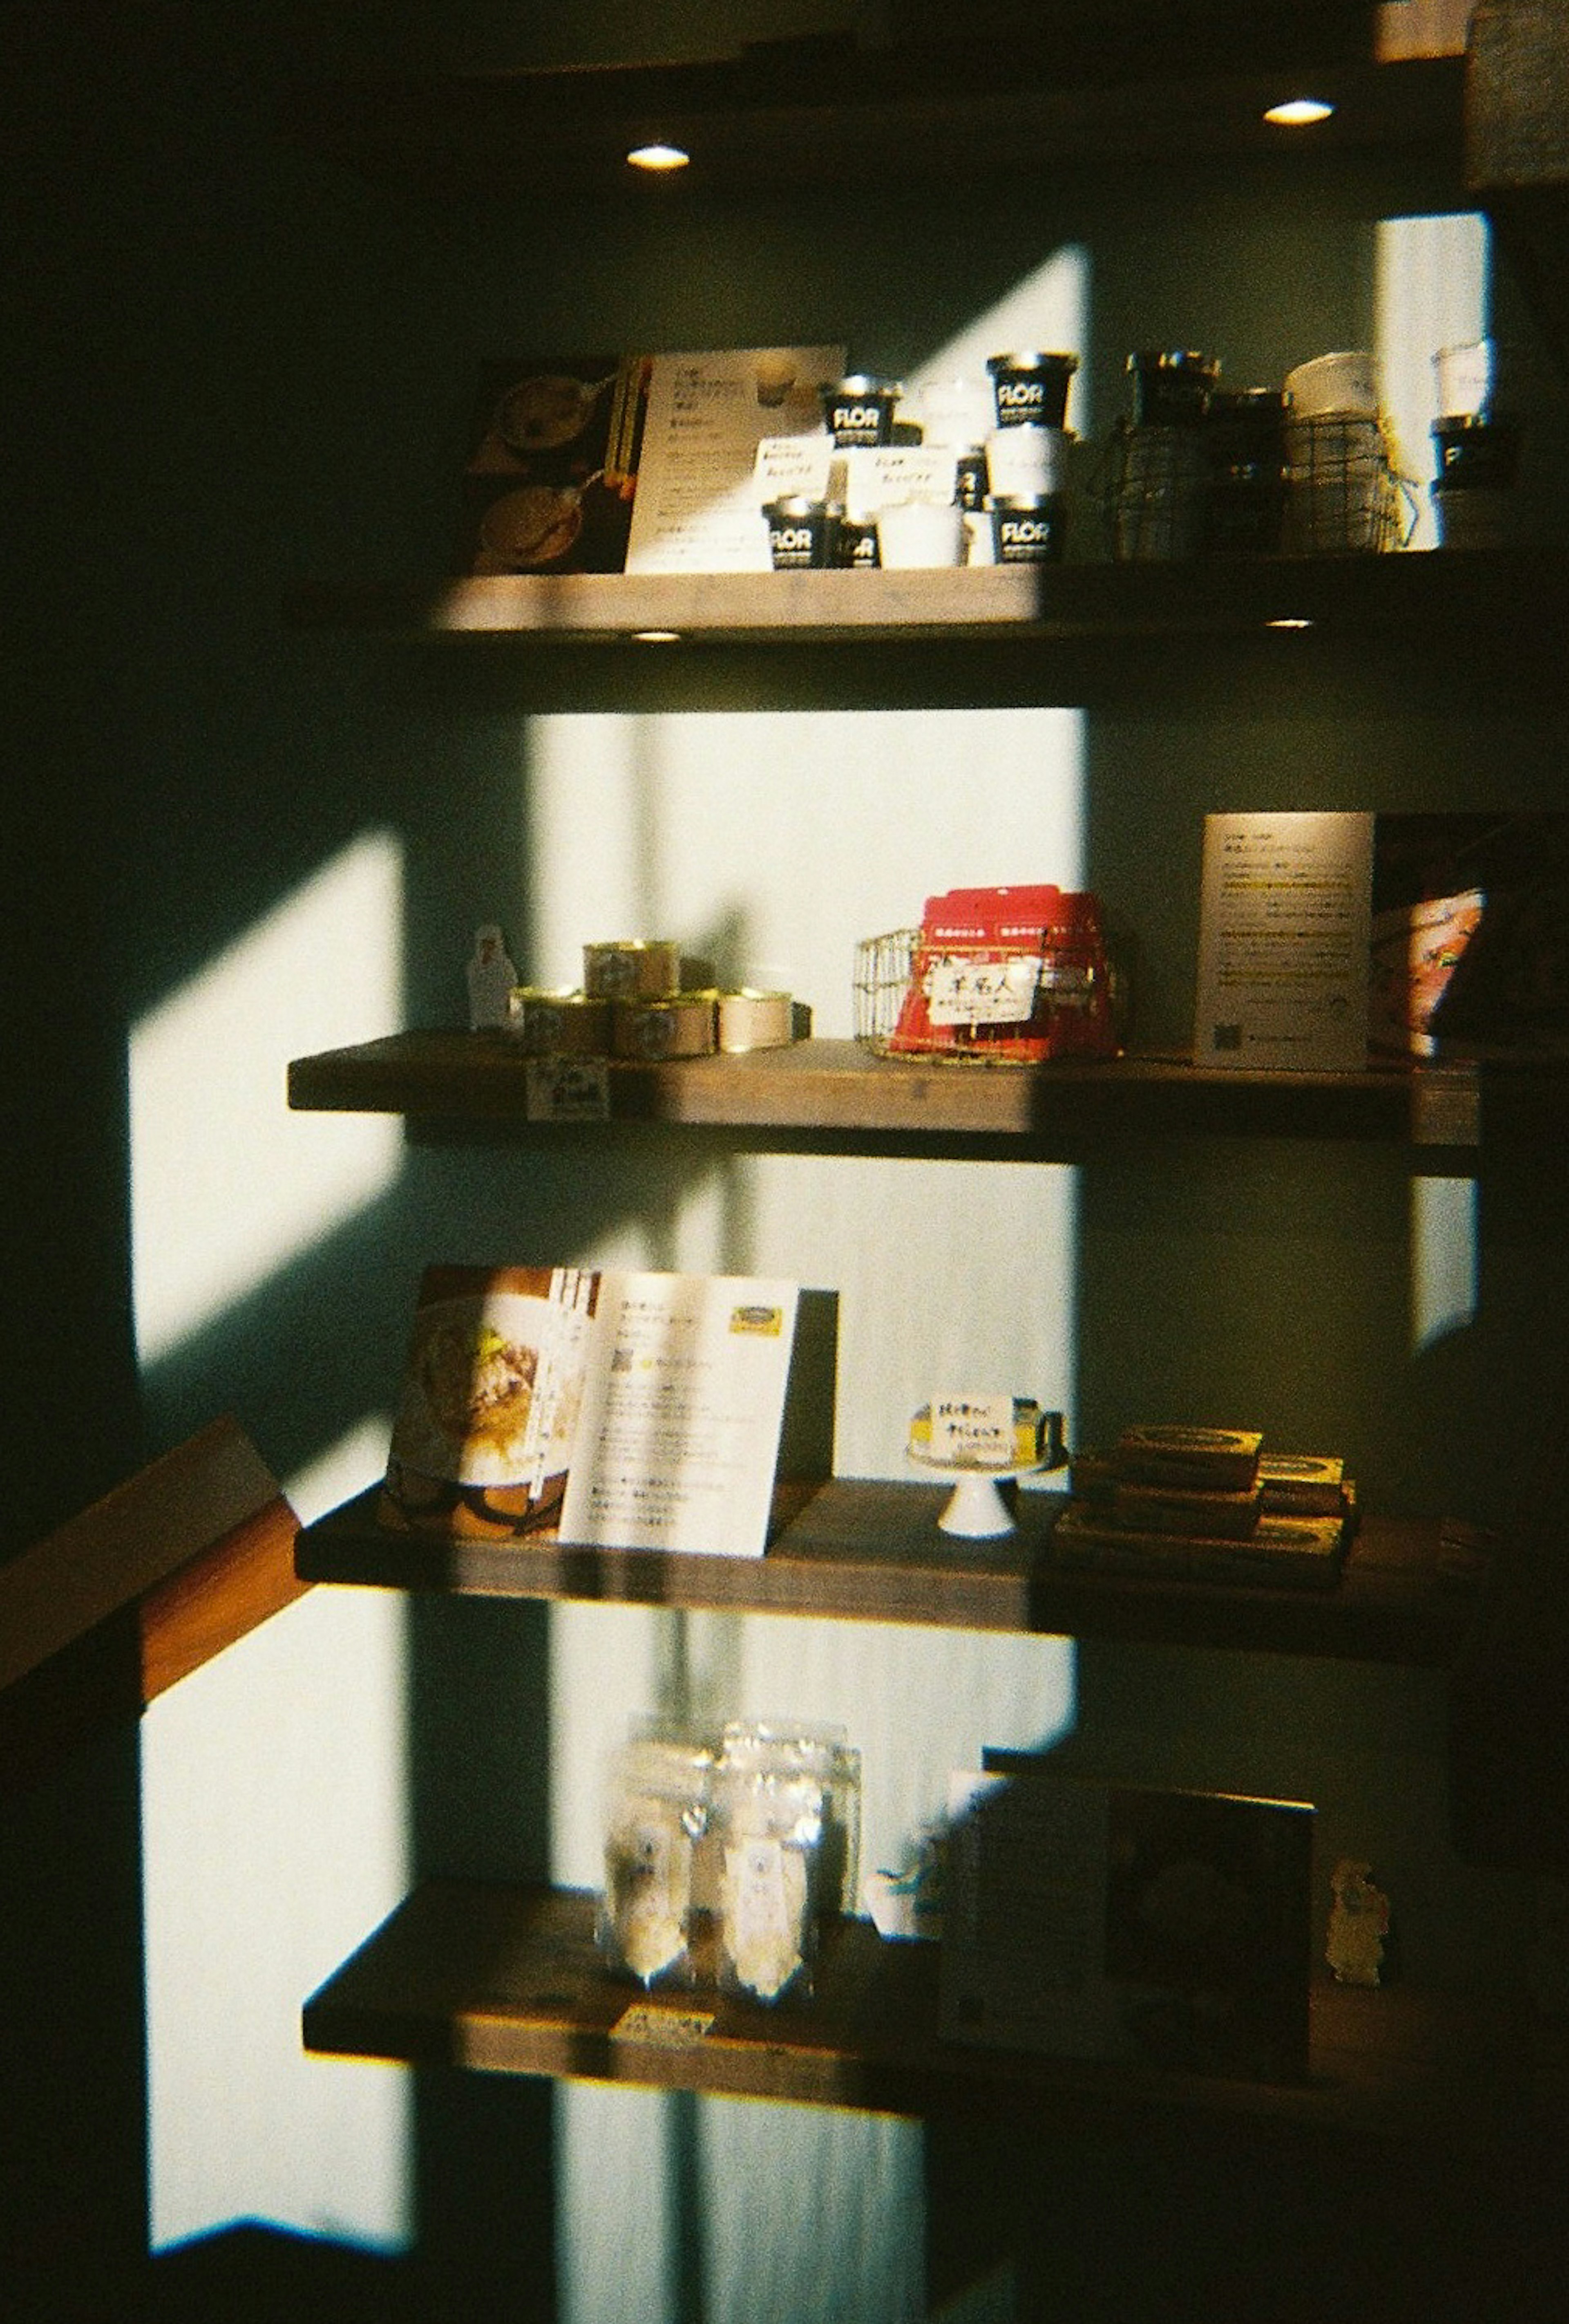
[906,1451,1048,1539]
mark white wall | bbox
[533,706,1085,2324]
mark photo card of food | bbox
[941,1762,1314,2085]
[454,354,651,575]
[380,1265,599,1537]
[1368,811,1569,1058]
[379,1264,835,1554]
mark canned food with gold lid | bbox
[583,939,683,1001]
[715,989,797,1052]
[612,994,718,1060]
[507,988,612,1055]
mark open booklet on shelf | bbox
[379,1264,835,1556]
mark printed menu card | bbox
[623,345,845,573]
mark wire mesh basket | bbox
[854,926,1122,1064]
[1104,423,1209,562]
[855,928,923,1054]
[1283,416,1416,555]
[1102,413,1416,560]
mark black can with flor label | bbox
[819,374,903,448]
[990,493,1066,564]
[987,350,1077,431]
[764,496,834,569]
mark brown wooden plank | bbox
[0,1417,290,1697]
[0,1419,306,1789]
[297,1481,1483,1666]
[283,550,1569,646]
[302,1878,1560,2145]
[138,1488,307,1702]
[287,1032,1499,1158]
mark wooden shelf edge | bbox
[302,1878,1560,2146]
[283,551,1569,646]
[284,1032,1511,1158]
[284,28,1463,194]
[297,1480,1483,1667]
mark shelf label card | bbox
[925,953,1040,1025]
[557,1272,802,1557]
[612,2003,716,2048]
[526,1055,611,1121]
[754,434,834,501]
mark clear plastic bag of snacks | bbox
[718,1719,862,1921]
[595,1734,713,1990]
[713,1721,863,2005]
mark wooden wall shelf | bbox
[283,25,1461,198]
[282,1032,1553,1165]
[283,551,1569,649]
[302,1878,1562,2147]
[297,1482,1482,1667]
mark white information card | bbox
[558,1271,801,1556]
[1193,811,1374,1072]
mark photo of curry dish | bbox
[420,1314,536,1453]
[478,484,584,569]
[390,1292,557,1484]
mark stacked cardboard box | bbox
[1055,1425,1354,1590]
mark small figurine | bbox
[1326,1857,1391,1987]
[466,924,517,1030]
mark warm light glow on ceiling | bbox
[627,141,690,172]
[1264,96,1336,126]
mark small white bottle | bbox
[466,924,517,1029]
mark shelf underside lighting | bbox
[1264,96,1336,126]
[627,140,691,171]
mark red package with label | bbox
[887,884,1118,1061]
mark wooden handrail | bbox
[0,1416,307,1789]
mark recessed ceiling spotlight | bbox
[632,629,682,644]
[1267,618,1315,631]
[1264,97,1335,127]
[627,141,691,172]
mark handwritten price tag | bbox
[928,1394,1015,1466]
[925,954,1039,1026]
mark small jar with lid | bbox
[1203,387,1289,555]
[1127,349,1219,428]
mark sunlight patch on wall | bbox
[131,832,404,1366]
[908,243,1091,431]
[534,703,1088,1886]
[527,706,1087,1021]
[1376,210,1489,550]
[143,1416,412,2252]
[1410,1176,1477,1354]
